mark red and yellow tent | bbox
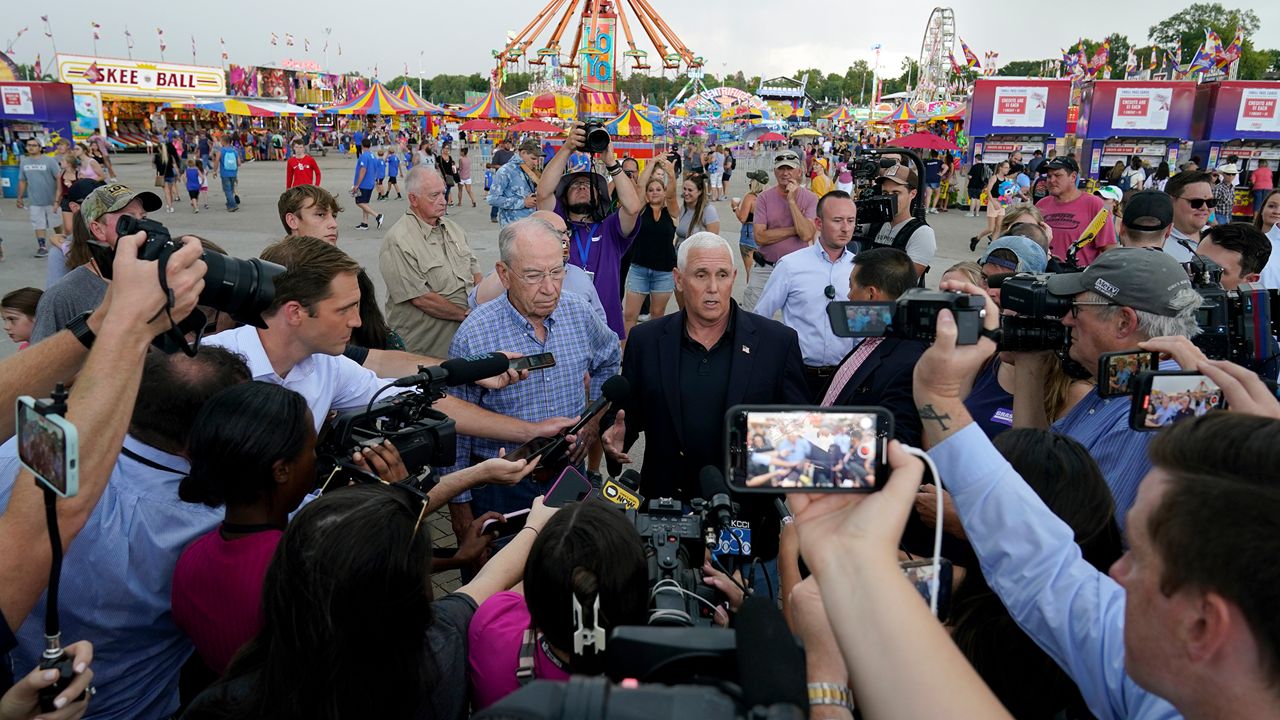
[604,108,663,137]
[455,88,522,120]
[393,84,445,115]
[881,102,918,124]
[318,83,420,115]
[824,105,855,122]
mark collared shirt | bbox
[1260,223,1280,289]
[774,437,811,464]
[1164,226,1201,264]
[752,241,855,366]
[379,212,480,357]
[447,292,621,506]
[678,317,734,471]
[486,155,537,226]
[204,325,400,432]
[753,185,819,263]
[0,435,222,720]
[1051,359,1179,529]
[930,424,1179,720]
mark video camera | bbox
[827,288,988,344]
[1186,256,1279,368]
[628,497,719,627]
[851,147,925,228]
[582,122,610,154]
[996,273,1073,353]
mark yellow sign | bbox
[56,54,225,96]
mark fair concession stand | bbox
[1,82,76,198]
[56,54,226,148]
[1075,80,1197,181]
[1191,81,1280,217]
[966,78,1071,165]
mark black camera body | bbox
[627,499,718,627]
[1192,282,1280,366]
[114,215,282,330]
[583,122,610,154]
[996,273,1076,354]
[894,289,987,345]
[316,387,457,492]
[854,188,896,226]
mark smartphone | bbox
[901,558,953,621]
[481,508,531,539]
[725,405,892,492]
[1129,371,1225,431]
[503,435,558,464]
[545,465,594,507]
[509,352,556,372]
[16,397,79,498]
[1097,350,1158,398]
[827,301,894,338]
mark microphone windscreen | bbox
[619,468,643,491]
[439,352,511,386]
[601,374,631,403]
[699,465,728,499]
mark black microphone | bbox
[734,597,808,712]
[699,466,734,534]
[391,352,511,387]
[564,375,630,437]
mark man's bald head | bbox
[531,210,567,233]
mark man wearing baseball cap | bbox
[865,164,936,279]
[1035,155,1117,266]
[745,149,818,311]
[29,184,163,344]
[1018,248,1202,525]
[1117,190,1174,249]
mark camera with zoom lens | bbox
[114,216,282,329]
[828,288,987,345]
[627,499,718,627]
[995,273,1074,353]
[583,122,610,154]
[855,187,897,226]
[1192,282,1280,367]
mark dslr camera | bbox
[582,122,610,154]
[828,288,987,344]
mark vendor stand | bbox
[1075,79,1197,181]
[966,78,1071,165]
[1191,81,1280,217]
[1,81,75,198]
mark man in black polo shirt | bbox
[603,232,808,597]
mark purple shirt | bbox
[556,201,639,338]
[752,185,819,262]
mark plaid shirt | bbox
[446,291,620,501]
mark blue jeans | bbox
[221,175,238,210]
[625,264,675,294]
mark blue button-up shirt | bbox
[1052,359,1178,530]
[0,435,223,720]
[448,291,620,510]
[751,241,856,367]
[930,424,1178,720]
[486,154,537,227]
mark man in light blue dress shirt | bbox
[753,190,858,400]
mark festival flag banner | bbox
[33,54,42,79]
[270,33,279,46]
[992,85,1049,128]
[1125,49,1138,78]
[220,38,228,61]
[1148,45,1159,71]
[1219,27,1244,69]
[1112,86,1172,131]
[960,38,980,68]
[1236,87,1280,133]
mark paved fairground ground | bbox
[0,147,987,592]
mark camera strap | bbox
[516,626,567,686]
[120,446,187,476]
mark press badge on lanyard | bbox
[573,223,601,283]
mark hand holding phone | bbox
[1130,371,1225,431]
[726,405,892,492]
[508,352,556,372]
[480,508,531,539]
[1097,351,1158,398]
[16,397,79,498]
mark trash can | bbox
[1,165,19,199]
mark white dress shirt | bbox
[752,241,856,367]
[1260,223,1280,289]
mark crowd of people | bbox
[0,114,1278,720]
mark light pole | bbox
[871,43,882,105]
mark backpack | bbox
[865,217,931,286]
[222,149,238,172]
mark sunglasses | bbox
[1180,197,1213,209]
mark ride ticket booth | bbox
[1190,81,1280,218]
[1076,80,1198,182]
[965,78,1072,165]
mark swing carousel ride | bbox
[492,0,703,118]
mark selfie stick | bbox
[900,444,944,618]
[34,384,78,711]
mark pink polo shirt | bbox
[468,591,570,709]
[1036,192,1117,266]
[753,185,819,263]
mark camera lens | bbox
[199,254,285,329]
[584,123,610,154]
[998,316,1068,353]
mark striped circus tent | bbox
[318,83,421,115]
[824,105,855,122]
[162,98,315,116]
[393,85,445,115]
[455,88,523,119]
[883,102,918,123]
[604,107,664,137]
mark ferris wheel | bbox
[915,7,956,103]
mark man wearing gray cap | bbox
[1018,249,1201,526]
[30,183,164,343]
[1116,190,1174,250]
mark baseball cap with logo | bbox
[773,150,802,169]
[80,183,163,225]
[875,164,919,190]
[1045,247,1193,317]
[65,178,106,207]
[1122,190,1174,231]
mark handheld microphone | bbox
[564,375,630,437]
[391,352,511,388]
[699,466,734,534]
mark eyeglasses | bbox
[514,266,568,285]
[1069,300,1117,318]
[1179,197,1213,209]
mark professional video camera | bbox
[996,273,1073,353]
[315,353,509,491]
[114,216,283,335]
[1186,255,1280,367]
[827,288,987,345]
[851,147,925,229]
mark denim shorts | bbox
[626,264,675,294]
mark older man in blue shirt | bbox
[448,217,621,521]
[0,348,250,720]
[754,190,858,401]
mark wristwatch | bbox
[66,310,97,350]
[807,682,855,711]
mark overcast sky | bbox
[12,0,1277,84]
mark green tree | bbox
[10,63,53,81]
[996,59,1052,77]
[1148,3,1259,61]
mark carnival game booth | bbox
[0,82,76,198]
[1191,81,1280,217]
[1076,79,1198,182]
[56,54,226,149]
[966,78,1071,166]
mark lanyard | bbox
[573,222,601,268]
[120,446,187,476]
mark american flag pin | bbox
[741,345,751,354]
